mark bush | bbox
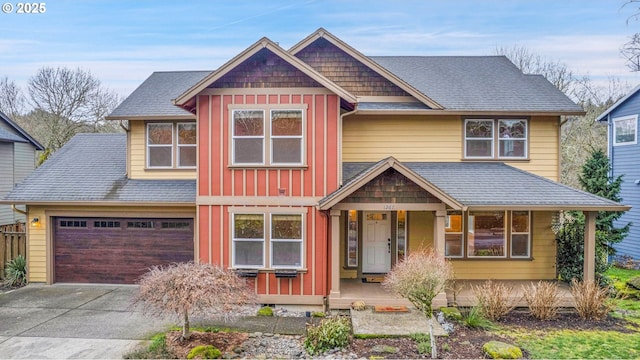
[4,255,27,287]
[416,341,432,355]
[123,333,176,359]
[187,345,221,359]
[303,316,351,355]
[571,279,613,320]
[133,262,257,340]
[382,249,453,316]
[461,306,496,330]
[472,280,518,321]
[257,306,273,316]
[522,281,561,320]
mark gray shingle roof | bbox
[0,111,44,149]
[2,133,195,204]
[369,56,583,113]
[107,71,211,119]
[0,126,27,143]
[341,160,624,209]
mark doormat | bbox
[362,276,385,283]
[374,305,409,313]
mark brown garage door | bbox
[54,217,194,284]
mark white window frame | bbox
[270,109,304,166]
[510,211,531,258]
[270,213,304,269]
[467,210,507,259]
[231,109,266,166]
[445,211,464,258]
[177,122,197,168]
[464,119,495,159]
[231,213,266,269]
[147,123,174,169]
[613,115,638,146]
[498,119,528,159]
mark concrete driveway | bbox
[0,284,174,359]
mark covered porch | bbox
[320,158,627,310]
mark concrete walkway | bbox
[350,307,447,336]
[0,284,173,359]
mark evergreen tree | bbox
[556,149,631,283]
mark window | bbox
[511,211,530,257]
[146,122,196,168]
[232,110,265,164]
[613,115,638,146]
[127,221,155,229]
[396,210,407,263]
[445,211,464,257]
[465,118,528,159]
[94,221,121,228]
[161,221,191,229]
[468,211,505,257]
[232,212,304,269]
[271,214,303,268]
[231,108,305,166]
[347,210,358,267]
[59,220,87,228]
[233,214,265,268]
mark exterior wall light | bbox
[31,217,40,227]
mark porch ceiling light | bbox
[31,217,40,227]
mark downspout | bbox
[11,204,27,216]
[339,107,358,187]
[320,209,330,313]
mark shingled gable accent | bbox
[318,157,462,210]
[174,37,357,111]
[289,28,443,109]
[341,168,441,204]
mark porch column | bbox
[330,209,341,298]
[583,211,596,282]
[434,209,446,257]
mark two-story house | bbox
[2,29,629,308]
[597,85,640,261]
[0,111,43,226]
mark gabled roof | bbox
[333,159,629,211]
[0,111,44,150]
[595,84,640,122]
[289,28,443,110]
[1,133,195,205]
[106,71,211,120]
[369,56,584,114]
[174,36,358,108]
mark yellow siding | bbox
[408,211,434,252]
[129,121,196,180]
[451,212,557,280]
[342,115,559,181]
[26,205,196,284]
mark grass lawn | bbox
[507,267,640,359]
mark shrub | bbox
[257,306,273,316]
[522,281,561,320]
[461,306,496,330]
[123,333,176,359]
[133,262,257,340]
[382,249,453,316]
[409,333,430,342]
[416,341,431,355]
[473,280,518,321]
[187,345,221,359]
[303,316,351,355]
[4,255,27,287]
[571,279,613,320]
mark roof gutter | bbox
[356,109,586,117]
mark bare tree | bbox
[0,76,26,118]
[620,1,640,71]
[132,262,257,340]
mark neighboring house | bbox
[2,29,629,308]
[0,111,44,225]
[596,85,640,260]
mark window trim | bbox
[270,213,304,269]
[464,118,529,160]
[613,115,638,146]
[231,109,266,166]
[146,121,197,169]
[510,211,531,258]
[176,122,197,169]
[270,109,304,166]
[229,105,307,168]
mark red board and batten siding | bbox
[197,91,340,300]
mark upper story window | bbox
[465,118,528,159]
[613,115,638,146]
[231,108,304,166]
[147,122,196,169]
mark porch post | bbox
[329,209,341,298]
[434,209,446,257]
[583,211,596,282]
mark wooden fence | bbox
[0,222,26,279]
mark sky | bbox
[1,0,640,98]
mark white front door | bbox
[362,211,391,273]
